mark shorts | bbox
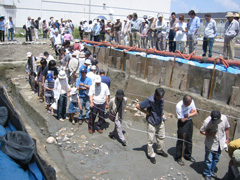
[68,101,79,114]
[45,96,54,105]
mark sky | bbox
[170,0,240,13]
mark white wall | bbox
[1,0,171,27]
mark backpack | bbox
[23,25,26,29]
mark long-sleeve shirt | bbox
[114,21,122,31]
[26,20,32,29]
[0,20,5,31]
[170,18,179,30]
[92,24,101,36]
[224,19,239,38]
[130,18,142,32]
[156,20,167,33]
[204,18,217,38]
[188,16,200,35]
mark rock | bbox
[56,137,62,140]
[99,171,109,175]
[81,135,87,140]
[63,136,70,142]
[71,128,74,131]
[105,152,109,155]
[177,172,181,176]
[66,141,71,144]
[81,160,86,165]
[46,137,56,144]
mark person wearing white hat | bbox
[147,15,157,49]
[87,65,97,84]
[54,70,71,121]
[68,87,82,125]
[78,59,91,77]
[114,17,122,44]
[223,12,240,60]
[105,27,111,42]
[88,75,110,134]
[68,51,80,87]
[156,14,167,51]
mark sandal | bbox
[72,120,75,125]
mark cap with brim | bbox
[99,69,105,74]
[80,68,87,73]
[115,89,125,97]
[85,51,91,56]
[85,59,91,65]
[58,71,67,79]
[70,88,78,95]
[211,110,221,121]
[148,15,154,20]
[79,52,85,58]
[226,12,234,17]
[233,149,240,167]
[75,39,80,43]
[72,51,78,57]
[91,65,97,70]
[95,75,101,83]
[158,14,163,18]
[26,52,32,57]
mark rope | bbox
[218,56,229,68]
[176,50,194,60]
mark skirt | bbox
[68,101,79,114]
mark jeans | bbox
[7,28,14,41]
[79,96,90,120]
[203,37,214,57]
[203,146,221,177]
[169,30,176,52]
[26,28,32,41]
[57,94,68,119]
[176,119,193,159]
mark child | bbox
[68,87,81,125]
[44,73,55,115]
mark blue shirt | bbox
[76,76,92,97]
[139,95,164,126]
[0,21,5,31]
[92,24,101,36]
[101,76,111,88]
[79,64,90,78]
[188,16,200,35]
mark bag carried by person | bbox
[108,100,122,122]
[0,131,35,164]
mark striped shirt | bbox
[44,80,55,97]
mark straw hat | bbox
[234,13,240,18]
[226,12,234,17]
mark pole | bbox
[143,50,148,79]
[122,51,125,71]
[208,58,217,99]
[181,133,185,166]
[169,52,176,87]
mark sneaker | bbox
[149,157,156,164]
[59,118,64,122]
[121,140,127,146]
[211,173,217,178]
[88,129,93,134]
[202,54,206,57]
[108,133,115,139]
[156,150,168,157]
[185,156,196,162]
[176,158,185,166]
[205,176,211,180]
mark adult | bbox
[147,15,157,49]
[169,12,179,52]
[156,14,167,51]
[87,65,97,84]
[0,16,5,42]
[44,51,55,64]
[6,17,14,41]
[114,17,122,44]
[37,59,47,103]
[130,13,142,47]
[79,59,91,77]
[140,20,148,49]
[25,52,37,92]
[34,17,41,41]
[42,20,48,39]
[89,75,110,134]
[223,12,239,60]
[25,16,32,41]
[55,19,60,30]
[99,69,110,89]
[63,30,73,42]
[54,71,71,121]
[53,31,63,58]
[76,68,92,124]
[174,15,188,53]
[127,14,133,46]
[79,21,84,40]
[234,13,240,23]
[108,89,128,146]
[68,51,80,87]
[49,23,58,48]
[92,21,101,42]
[60,48,71,71]
[187,10,200,54]
[200,110,230,180]
[42,60,58,87]
[123,18,130,46]
[99,19,105,41]
[136,88,168,164]
[175,95,198,166]
[227,138,240,179]
[203,14,217,58]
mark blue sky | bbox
[171,0,240,13]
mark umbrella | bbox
[94,15,107,20]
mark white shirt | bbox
[70,94,78,103]
[89,83,110,104]
[156,19,167,33]
[204,18,217,38]
[174,22,187,41]
[200,115,230,151]
[87,71,97,84]
[176,100,196,119]
[68,57,79,74]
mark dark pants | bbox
[57,94,68,119]
[94,35,100,42]
[169,30,176,52]
[203,37,214,57]
[43,30,48,38]
[26,28,32,41]
[0,30,5,42]
[88,103,106,130]
[79,32,83,40]
[100,32,105,41]
[175,119,193,159]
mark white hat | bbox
[79,52,85,58]
[158,14,163,18]
[70,87,78,95]
[148,15,154,20]
[116,17,120,20]
[72,51,78,57]
[91,65,97,70]
[58,70,67,79]
[95,75,101,83]
[75,39,80,43]
[85,59,91,65]
[26,52,32,57]
[124,18,128,21]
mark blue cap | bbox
[81,68,87,73]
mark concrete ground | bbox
[0,39,236,180]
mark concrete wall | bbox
[86,45,240,138]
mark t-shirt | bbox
[42,66,58,77]
[70,94,78,103]
[76,76,92,97]
[44,79,55,97]
[61,53,71,67]
[101,76,111,89]
[176,100,196,120]
[89,83,110,104]
[87,72,97,84]
[174,22,187,41]
[91,59,98,66]
[79,64,90,77]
